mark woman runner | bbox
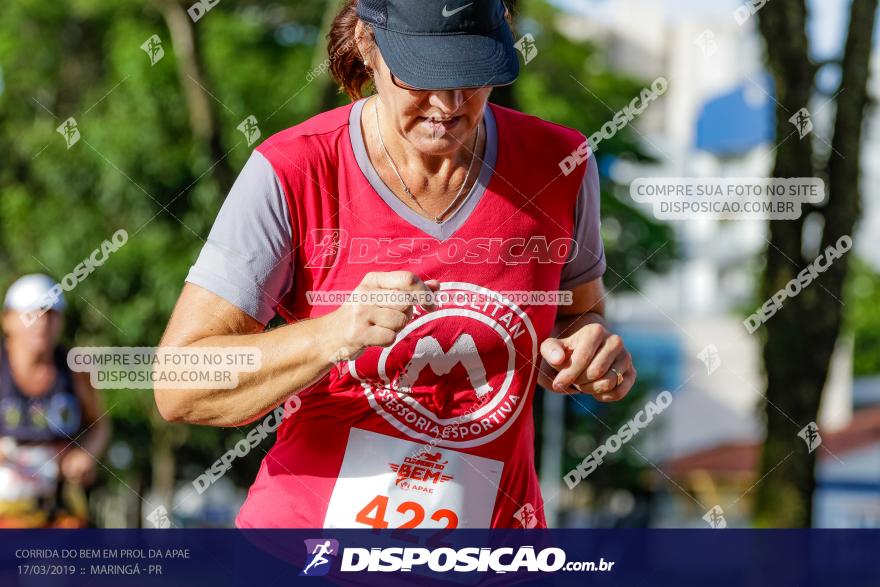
[155,0,636,529]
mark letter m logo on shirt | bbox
[393,334,493,398]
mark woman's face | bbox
[361,27,493,157]
[2,309,63,354]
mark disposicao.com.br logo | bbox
[299,540,614,575]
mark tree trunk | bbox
[154,0,235,190]
[753,0,878,527]
[148,404,178,523]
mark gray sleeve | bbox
[559,154,607,290]
[185,150,294,325]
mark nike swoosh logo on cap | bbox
[442,2,474,17]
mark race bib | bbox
[323,428,503,529]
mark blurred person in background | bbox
[0,274,109,527]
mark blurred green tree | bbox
[848,260,880,377]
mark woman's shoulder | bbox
[256,102,356,166]
[488,103,586,159]
[488,104,587,170]
[489,103,586,142]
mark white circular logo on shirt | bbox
[347,282,538,448]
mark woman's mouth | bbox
[421,115,461,136]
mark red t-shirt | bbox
[234,100,589,529]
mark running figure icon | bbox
[301,539,338,576]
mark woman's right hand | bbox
[154,275,437,427]
[328,271,439,363]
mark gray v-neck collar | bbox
[348,97,498,241]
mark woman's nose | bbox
[428,89,466,113]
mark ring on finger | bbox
[610,367,624,387]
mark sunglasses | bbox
[389,70,509,92]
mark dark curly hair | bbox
[328,0,375,100]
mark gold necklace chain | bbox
[374,99,480,224]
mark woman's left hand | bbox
[540,322,636,402]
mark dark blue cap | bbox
[357,0,520,90]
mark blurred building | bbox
[546,0,878,527]
[653,405,880,528]
[814,405,880,527]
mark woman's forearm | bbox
[154,312,343,427]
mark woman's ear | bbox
[354,20,370,68]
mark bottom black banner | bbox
[1,529,877,586]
